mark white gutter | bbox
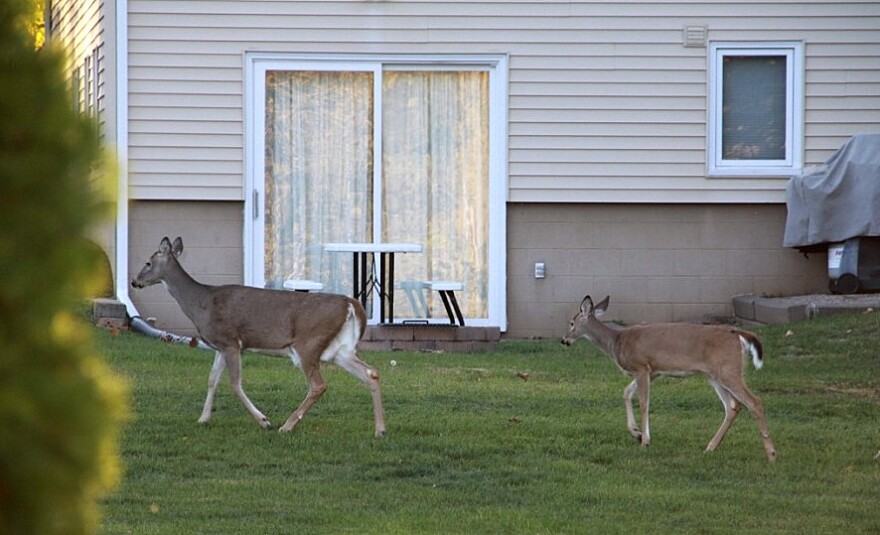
[113,0,137,318]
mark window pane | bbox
[722,55,786,160]
[264,71,374,294]
[382,71,490,318]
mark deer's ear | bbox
[594,296,610,316]
[159,237,173,254]
[172,237,184,257]
[579,295,593,314]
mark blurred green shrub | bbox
[0,0,128,533]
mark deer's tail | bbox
[736,330,764,370]
[348,299,368,341]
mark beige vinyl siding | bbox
[51,0,103,56]
[50,0,113,155]
[51,0,105,116]
[49,0,117,278]
[49,0,109,162]
[127,45,244,199]
[127,0,880,202]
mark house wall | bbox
[49,0,104,91]
[507,203,828,338]
[125,0,880,203]
[116,1,877,336]
[128,200,827,338]
[49,0,118,279]
[129,200,244,334]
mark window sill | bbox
[707,166,802,179]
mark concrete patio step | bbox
[733,294,880,325]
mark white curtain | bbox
[382,71,489,318]
[263,68,489,320]
[264,70,373,295]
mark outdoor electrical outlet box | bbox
[534,262,546,279]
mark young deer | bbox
[562,295,776,462]
[131,237,386,437]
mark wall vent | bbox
[683,25,707,48]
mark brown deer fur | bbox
[562,295,776,462]
[131,237,385,437]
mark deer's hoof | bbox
[259,419,273,430]
[375,430,387,438]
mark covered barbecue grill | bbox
[784,134,880,293]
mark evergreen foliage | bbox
[0,0,128,533]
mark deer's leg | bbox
[635,373,651,447]
[725,382,777,463]
[706,380,741,452]
[198,351,226,423]
[223,348,272,429]
[623,379,642,442]
[279,363,327,433]
[334,351,386,438]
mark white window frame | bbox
[707,42,804,177]
[243,53,509,330]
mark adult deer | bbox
[131,237,386,437]
[562,295,776,462]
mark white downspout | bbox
[109,0,208,350]
[114,0,136,318]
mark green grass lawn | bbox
[97,312,880,534]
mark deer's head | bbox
[131,237,184,289]
[561,295,609,346]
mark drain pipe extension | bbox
[128,315,213,351]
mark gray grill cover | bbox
[784,134,880,248]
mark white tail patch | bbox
[739,335,763,370]
[320,304,361,364]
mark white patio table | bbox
[323,242,423,324]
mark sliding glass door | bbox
[247,55,507,327]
